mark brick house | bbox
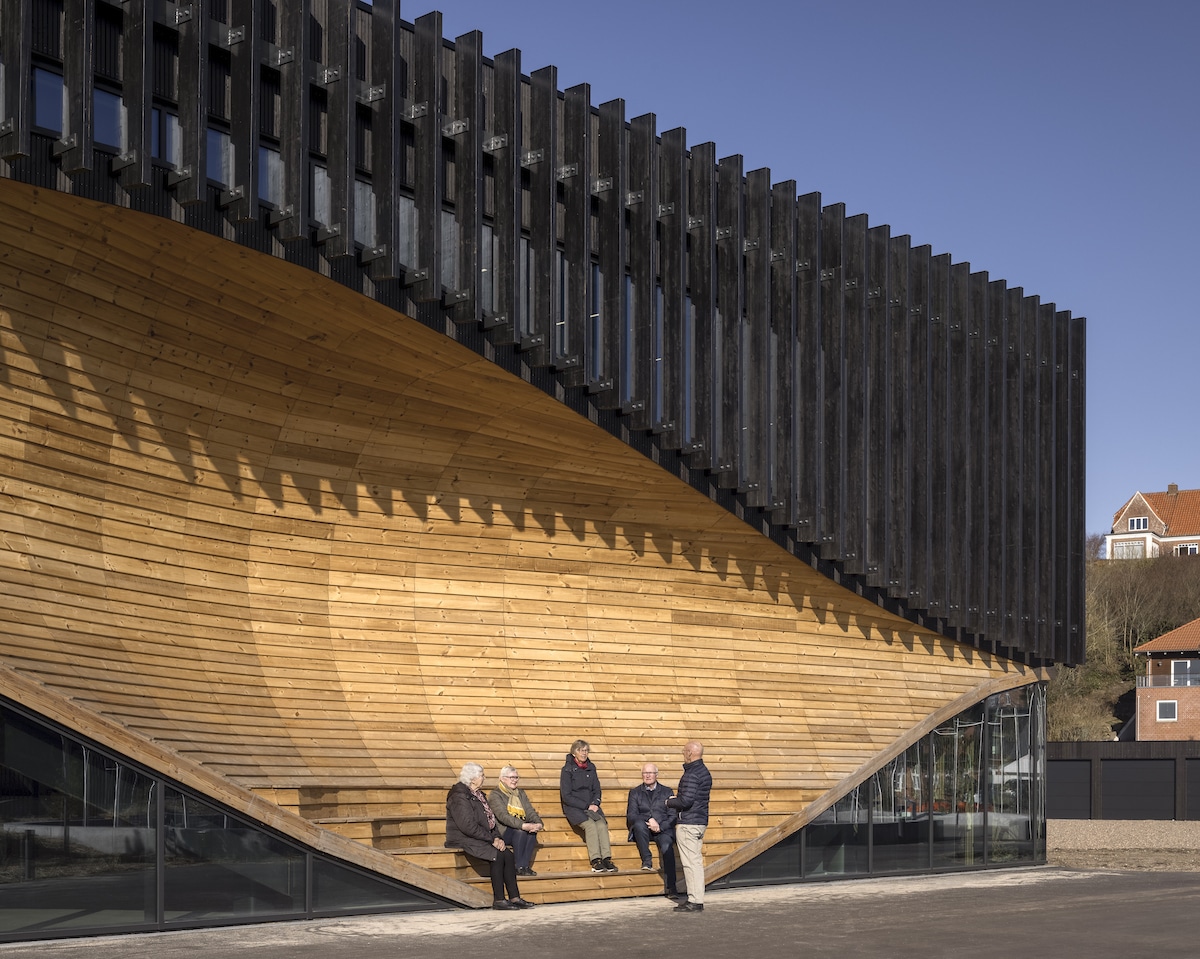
[1134,617,1200,740]
[1104,484,1200,559]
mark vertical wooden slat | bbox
[740,167,770,506]
[947,261,971,630]
[1037,301,1058,660]
[114,0,152,187]
[1002,286,1025,653]
[486,47,521,344]
[320,0,355,255]
[172,0,208,204]
[768,179,798,522]
[818,201,845,559]
[864,224,891,589]
[984,279,1010,645]
[274,0,310,241]
[886,236,911,599]
[794,191,821,541]
[966,270,990,636]
[1021,295,1043,653]
[626,112,656,425]
[523,64,556,365]
[907,244,931,610]
[0,0,33,159]
[657,126,688,446]
[841,213,868,574]
[592,98,626,408]
[713,154,744,487]
[557,82,591,380]
[410,11,443,301]
[58,0,96,172]
[1068,314,1087,663]
[927,252,951,616]
[684,141,717,466]
[224,0,262,219]
[449,29,483,323]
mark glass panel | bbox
[312,858,446,915]
[931,702,985,868]
[986,686,1038,864]
[723,830,800,886]
[441,209,459,290]
[396,195,417,266]
[164,789,305,923]
[95,89,123,148]
[259,145,282,208]
[803,787,869,878]
[479,221,495,314]
[355,180,375,247]
[312,164,330,225]
[33,68,64,133]
[0,705,156,935]
[869,739,930,873]
[206,128,230,186]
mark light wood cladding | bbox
[0,182,1044,896]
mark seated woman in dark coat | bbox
[445,762,535,909]
[559,739,617,873]
[488,765,544,876]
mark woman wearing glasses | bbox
[488,765,544,876]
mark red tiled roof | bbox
[1112,487,1200,538]
[1135,616,1200,654]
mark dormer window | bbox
[1129,516,1148,531]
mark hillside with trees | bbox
[1048,537,1200,740]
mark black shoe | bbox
[591,859,606,872]
[602,857,618,872]
[640,863,655,871]
[516,867,538,877]
[493,899,519,910]
[673,901,703,912]
[509,898,536,908]
[665,890,683,900]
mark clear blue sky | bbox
[411,0,1200,539]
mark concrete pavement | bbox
[2,867,1196,959]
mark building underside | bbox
[0,0,1081,940]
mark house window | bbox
[1112,541,1145,559]
[1176,544,1199,556]
[1158,701,1177,722]
[1171,661,1200,687]
[1128,517,1148,531]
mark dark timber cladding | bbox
[0,0,1087,667]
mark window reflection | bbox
[803,787,869,878]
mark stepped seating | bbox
[257,782,807,903]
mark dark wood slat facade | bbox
[0,0,1085,666]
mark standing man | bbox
[626,763,679,899]
[666,740,712,913]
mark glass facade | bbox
[720,683,1046,887]
[0,700,449,942]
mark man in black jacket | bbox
[666,741,712,912]
[626,763,679,898]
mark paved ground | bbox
[3,866,1198,959]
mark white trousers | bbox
[675,823,707,904]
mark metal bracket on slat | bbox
[274,47,295,67]
[868,286,882,298]
[52,135,77,157]
[771,250,785,262]
[174,3,193,23]
[586,378,614,394]
[687,215,704,231]
[442,118,469,137]
[819,268,836,281]
[226,26,245,46]
[557,163,578,180]
[360,84,386,104]
[657,202,675,218]
[652,420,676,434]
[795,258,811,272]
[553,354,582,371]
[519,333,546,351]
[404,102,429,121]
[592,176,613,194]
[619,400,646,414]
[483,135,508,154]
[166,165,193,185]
[110,151,139,172]
[521,149,544,167]
[681,440,705,454]
[217,185,245,207]
[448,289,471,303]
[845,277,859,290]
[361,244,387,263]
[319,67,342,86]
[744,238,759,252]
[715,226,733,241]
[316,223,342,243]
[625,190,644,206]
[405,267,430,283]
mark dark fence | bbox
[1048,741,1200,820]
[0,0,1086,665]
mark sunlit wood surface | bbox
[0,182,1044,901]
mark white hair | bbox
[458,762,484,785]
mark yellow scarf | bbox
[498,782,526,819]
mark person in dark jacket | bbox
[488,765,544,876]
[445,763,535,909]
[666,741,712,912]
[559,739,617,872]
[626,762,679,897]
